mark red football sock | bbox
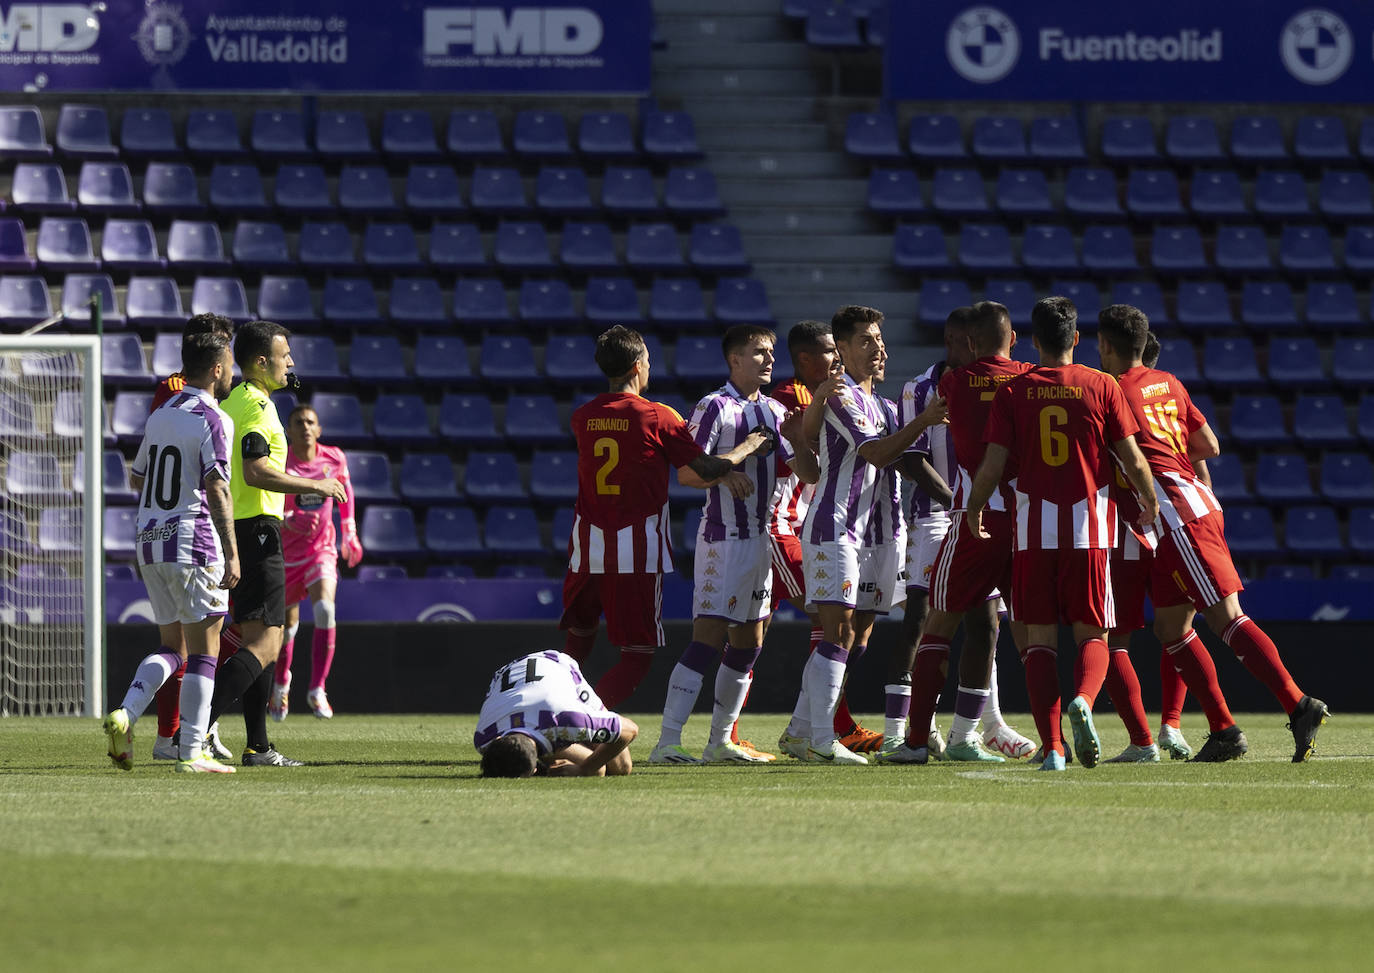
[154,660,186,738]
[1023,645,1063,755]
[1159,649,1186,728]
[220,623,241,661]
[1104,649,1153,746]
[1073,638,1110,706]
[1221,615,1303,713]
[564,629,596,664]
[809,625,823,654]
[729,670,753,744]
[903,635,949,747]
[1164,631,1234,732]
[593,650,652,710]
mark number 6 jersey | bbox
[473,651,622,755]
[130,387,235,567]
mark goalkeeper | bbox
[269,404,362,722]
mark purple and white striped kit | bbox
[688,381,794,543]
[473,651,622,755]
[804,373,886,547]
[900,360,957,521]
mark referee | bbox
[209,320,346,766]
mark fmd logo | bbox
[1280,8,1351,85]
[947,6,1019,83]
[0,3,98,52]
[424,7,602,56]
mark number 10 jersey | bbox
[130,387,235,567]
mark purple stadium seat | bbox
[1028,116,1085,162]
[1175,280,1233,329]
[806,5,864,49]
[513,110,572,158]
[61,274,124,330]
[77,162,137,214]
[186,110,244,158]
[485,506,545,557]
[471,166,530,216]
[1215,225,1271,274]
[480,335,538,384]
[1223,506,1280,557]
[1205,454,1249,502]
[56,105,115,158]
[531,451,579,503]
[957,223,1015,273]
[424,507,482,558]
[917,279,972,327]
[495,222,555,271]
[845,112,902,161]
[389,277,448,328]
[908,114,965,161]
[36,217,98,272]
[932,168,989,216]
[406,165,465,216]
[584,277,643,324]
[257,276,316,326]
[518,280,577,328]
[5,451,63,496]
[1127,169,1185,218]
[1230,116,1286,162]
[1256,453,1316,502]
[120,108,179,157]
[231,221,291,272]
[1294,394,1355,447]
[103,218,166,273]
[602,166,659,217]
[454,278,512,328]
[1150,226,1208,274]
[1081,225,1138,274]
[1254,171,1310,218]
[1305,282,1362,329]
[315,110,375,159]
[689,223,750,273]
[274,164,332,215]
[1165,116,1223,163]
[110,391,153,442]
[251,109,310,159]
[984,279,1035,328]
[438,393,501,444]
[868,170,924,217]
[309,393,368,447]
[642,111,700,159]
[465,451,528,502]
[1109,282,1167,327]
[0,276,53,329]
[1203,336,1262,388]
[362,223,423,271]
[339,165,401,217]
[298,221,358,271]
[1155,338,1200,384]
[1190,170,1247,218]
[322,278,382,328]
[143,162,204,215]
[626,223,685,272]
[376,396,437,446]
[361,506,423,559]
[971,117,1026,160]
[544,334,601,384]
[1320,452,1374,503]
[102,333,153,386]
[1279,226,1336,274]
[892,224,950,272]
[382,110,441,160]
[191,277,251,321]
[578,111,636,161]
[125,277,184,329]
[1229,395,1288,446]
[665,167,725,218]
[209,164,269,216]
[0,218,37,271]
[560,222,619,272]
[1102,117,1158,162]
[446,109,505,158]
[167,220,229,271]
[429,222,487,270]
[505,394,565,445]
[995,169,1053,217]
[1318,170,1373,220]
[1284,506,1344,559]
[0,106,52,159]
[10,163,75,212]
[713,277,772,323]
[1021,225,1079,272]
[650,277,709,328]
[1064,167,1121,218]
[1267,336,1324,387]
[150,333,182,377]
[1295,116,1350,162]
[289,335,343,382]
[348,451,397,501]
[1347,227,1374,274]
[1240,281,1297,329]
[535,166,595,217]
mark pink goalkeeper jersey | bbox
[282,443,355,562]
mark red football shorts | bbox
[768,532,805,611]
[1151,511,1243,611]
[929,510,1013,614]
[559,570,664,649]
[1012,548,1113,628]
[1109,548,1152,633]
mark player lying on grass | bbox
[475,651,639,778]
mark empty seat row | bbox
[1,216,748,276]
[1220,394,1373,448]
[0,105,701,162]
[4,162,725,220]
[894,222,1374,276]
[1222,505,1374,560]
[0,273,770,332]
[869,167,1374,220]
[847,111,1374,165]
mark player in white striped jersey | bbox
[784,305,946,764]
[651,326,818,764]
[103,332,241,774]
[475,651,638,777]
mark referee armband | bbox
[242,431,271,460]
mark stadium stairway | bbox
[652,0,935,373]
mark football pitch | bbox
[2,714,1370,973]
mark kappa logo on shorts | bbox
[701,582,718,593]
[704,565,719,576]
[814,551,828,562]
[813,569,830,580]
[701,599,714,610]
[706,548,721,560]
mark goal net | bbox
[0,335,104,716]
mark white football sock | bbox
[983,657,1006,730]
[118,651,179,723]
[658,663,705,748]
[786,683,811,738]
[805,650,847,749]
[708,662,752,746]
[177,671,215,760]
[884,682,911,741]
[949,686,991,744]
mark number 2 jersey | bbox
[567,392,704,575]
[473,651,622,756]
[130,387,235,567]
[985,364,1138,551]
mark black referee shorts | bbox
[233,515,286,628]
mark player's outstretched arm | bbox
[963,442,1009,539]
[579,716,638,777]
[1112,436,1160,527]
[243,456,347,503]
[900,453,954,507]
[857,395,948,471]
[205,471,239,589]
[802,373,846,449]
[679,430,770,486]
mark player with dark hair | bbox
[146,312,237,762]
[881,302,1032,765]
[560,326,769,709]
[269,404,362,722]
[884,307,1037,762]
[207,320,346,766]
[1097,304,1329,763]
[475,652,639,777]
[103,332,240,773]
[785,305,947,763]
[650,325,816,763]
[964,297,1158,771]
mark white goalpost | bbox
[0,334,104,717]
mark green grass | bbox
[2,713,1371,972]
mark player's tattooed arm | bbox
[204,470,239,590]
[679,429,771,486]
[900,453,953,507]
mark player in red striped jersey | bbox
[146,313,237,763]
[560,326,769,709]
[880,302,1032,765]
[966,297,1158,771]
[1097,305,1329,763]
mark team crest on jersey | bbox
[903,388,915,400]
[727,596,738,611]
[841,580,853,599]
[923,565,934,580]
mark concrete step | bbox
[654,41,814,70]
[682,95,819,124]
[654,0,784,15]
[656,14,795,44]
[754,261,909,294]
[770,289,920,319]
[743,233,893,262]
[717,176,868,207]
[695,122,830,152]
[729,205,873,234]
[709,150,858,178]
[652,67,821,97]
